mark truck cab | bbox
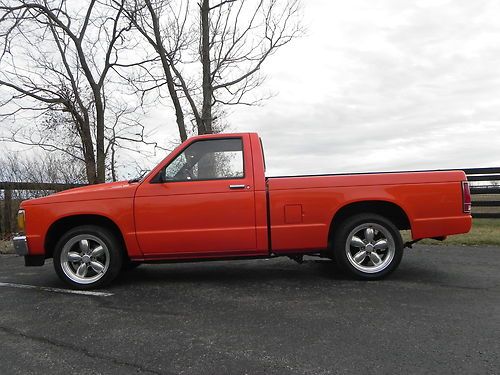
[134,133,268,259]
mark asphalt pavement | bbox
[0,245,499,375]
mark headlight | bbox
[17,209,25,232]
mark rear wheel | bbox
[332,214,403,279]
[53,225,123,289]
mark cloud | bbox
[222,0,500,175]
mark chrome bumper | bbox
[12,235,29,256]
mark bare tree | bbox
[119,0,194,141]
[122,0,302,139]
[0,151,87,191]
[0,0,155,183]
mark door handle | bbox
[229,184,246,189]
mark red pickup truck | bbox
[13,133,472,289]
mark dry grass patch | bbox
[0,240,14,254]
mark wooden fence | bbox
[0,182,86,237]
[1,167,499,237]
[463,167,500,219]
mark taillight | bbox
[462,181,471,214]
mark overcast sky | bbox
[146,0,500,176]
[4,0,497,178]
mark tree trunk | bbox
[200,0,213,135]
[164,64,188,142]
[94,93,106,183]
[79,119,98,184]
[84,158,98,184]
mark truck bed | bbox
[266,170,470,253]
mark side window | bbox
[163,138,244,182]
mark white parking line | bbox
[0,282,113,297]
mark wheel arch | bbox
[328,200,411,243]
[44,214,129,260]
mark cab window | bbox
[162,138,244,182]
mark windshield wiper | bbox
[128,170,149,183]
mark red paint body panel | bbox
[267,177,470,252]
[22,182,141,257]
[19,132,472,261]
[134,134,261,259]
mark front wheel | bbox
[332,214,404,280]
[53,225,123,289]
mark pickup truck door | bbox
[134,135,260,258]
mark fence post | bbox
[4,189,12,236]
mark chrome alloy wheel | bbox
[60,234,110,285]
[345,223,396,274]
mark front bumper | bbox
[12,235,29,256]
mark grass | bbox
[402,219,500,247]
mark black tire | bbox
[53,225,123,289]
[332,214,404,280]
